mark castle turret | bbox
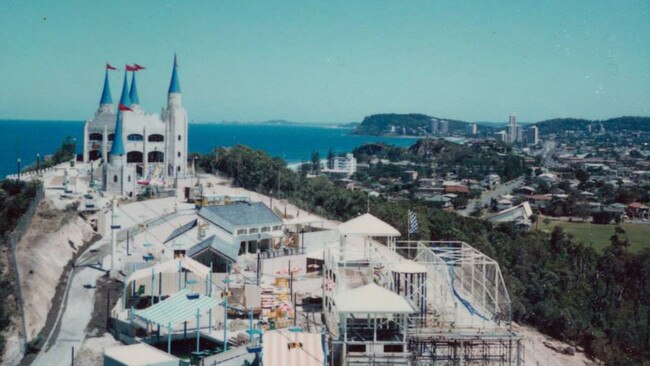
[119,69,132,107]
[129,71,140,109]
[167,54,182,107]
[162,54,188,178]
[98,69,113,114]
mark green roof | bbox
[134,289,219,327]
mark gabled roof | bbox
[198,202,283,233]
[334,283,414,313]
[337,213,400,237]
[99,69,112,105]
[164,219,197,243]
[126,257,210,286]
[188,234,239,262]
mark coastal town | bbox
[0,52,647,366]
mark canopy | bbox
[334,283,414,314]
[336,213,400,237]
[134,289,219,327]
[392,260,427,274]
[262,330,324,366]
[104,343,179,365]
[126,257,210,286]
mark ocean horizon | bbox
[0,119,418,178]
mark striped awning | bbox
[262,330,324,366]
[134,289,219,327]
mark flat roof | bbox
[334,283,414,314]
[104,343,179,365]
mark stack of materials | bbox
[261,285,274,317]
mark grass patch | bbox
[538,219,650,253]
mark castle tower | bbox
[162,54,188,179]
[98,69,114,114]
[104,71,133,195]
[129,70,142,112]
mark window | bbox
[383,344,404,353]
[249,228,258,234]
[89,133,102,141]
[347,344,366,353]
[148,134,164,142]
[108,133,115,141]
[178,135,181,141]
[261,227,270,232]
[177,151,181,158]
[177,166,181,172]
[127,175,131,182]
[113,175,118,183]
[272,225,282,231]
[236,229,247,235]
[127,134,144,141]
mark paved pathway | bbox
[457,176,525,217]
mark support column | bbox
[83,122,89,163]
[143,126,148,180]
[167,323,172,354]
[102,125,108,163]
[196,309,201,353]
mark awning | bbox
[126,257,210,286]
[334,283,415,314]
[134,289,220,327]
[336,213,400,237]
[262,330,324,366]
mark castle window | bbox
[178,135,181,141]
[148,134,164,142]
[108,133,115,141]
[148,151,164,163]
[177,166,181,172]
[127,151,143,163]
[89,132,103,141]
[177,152,181,158]
[127,175,131,182]
[127,134,143,141]
[113,175,118,183]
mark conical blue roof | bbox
[100,69,113,105]
[110,111,126,157]
[129,71,140,105]
[119,70,131,107]
[168,55,181,93]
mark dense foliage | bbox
[0,179,41,355]
[24,135,76,172]
[534,116,650,134]
[199,144,650,363]
[352,113,474,136]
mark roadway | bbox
[457,176,525,217]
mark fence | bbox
[5,184,45,354]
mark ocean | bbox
[0,120,419,178]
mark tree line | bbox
[198,144,650,363]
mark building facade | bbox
[83,56,188,196]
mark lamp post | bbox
[16,158,21,180]
[36,153,40,171]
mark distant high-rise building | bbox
[508,113,517,143]
[466,123,478,135]
[495,130,508,143]
[430,119,448,136]
[526,126,539,145]
[516,126,525,143]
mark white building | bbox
[83,56,188,196]
[324,153,357,176]
[431,118,448,136]
[527,126,539,145]
[466,123,478,135]
[508,113,517,143]
[494,130,508,143]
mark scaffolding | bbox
[323,238,522,365]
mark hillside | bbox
[533,116,650,134]
[351,113,479,136]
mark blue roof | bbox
[188,235,239,262]
[119,70,131,106]
[168,54,181,93]
[109,111,126,157]
[129,71,140,105]
[164,219,197,243]
[99,69,113,105]
[198,202,282,234]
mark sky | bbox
[0,1,649,123]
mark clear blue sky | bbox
[1,1,648,123]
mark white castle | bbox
[82,56,188,196]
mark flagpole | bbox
[407,210,410,242]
